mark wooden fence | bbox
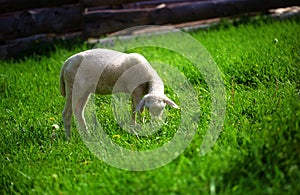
[1,0,300,58]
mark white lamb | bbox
[60,48,179,139]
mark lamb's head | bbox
[135,94,179,119]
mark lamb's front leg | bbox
[132,89,145,124]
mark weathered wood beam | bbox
[0,0,78,13]
[0,5,81,42]
[84,0,300,38]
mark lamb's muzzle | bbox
[60,48,179,139]
[134,94,179,118]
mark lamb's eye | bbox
[147,99,154,104]
[145,99,153,107]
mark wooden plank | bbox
[0,0,78,13]
[0,5,81,42]
[124,0,207,9]
[82,0,205,8]
[82,0,151,7]
[84,0,300,38]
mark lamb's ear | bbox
[134,97,146,113]
[163,96,179,109]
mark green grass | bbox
[1,17,300,194]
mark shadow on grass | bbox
[2,37,91,62]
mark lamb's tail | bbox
[60,63,66,97]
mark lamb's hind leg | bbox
[62,94,72,140]
[73,91,90,135]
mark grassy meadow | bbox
[1,17,300,194]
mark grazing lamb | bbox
[60,48,179,139]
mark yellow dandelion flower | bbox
[112,134,121,139]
